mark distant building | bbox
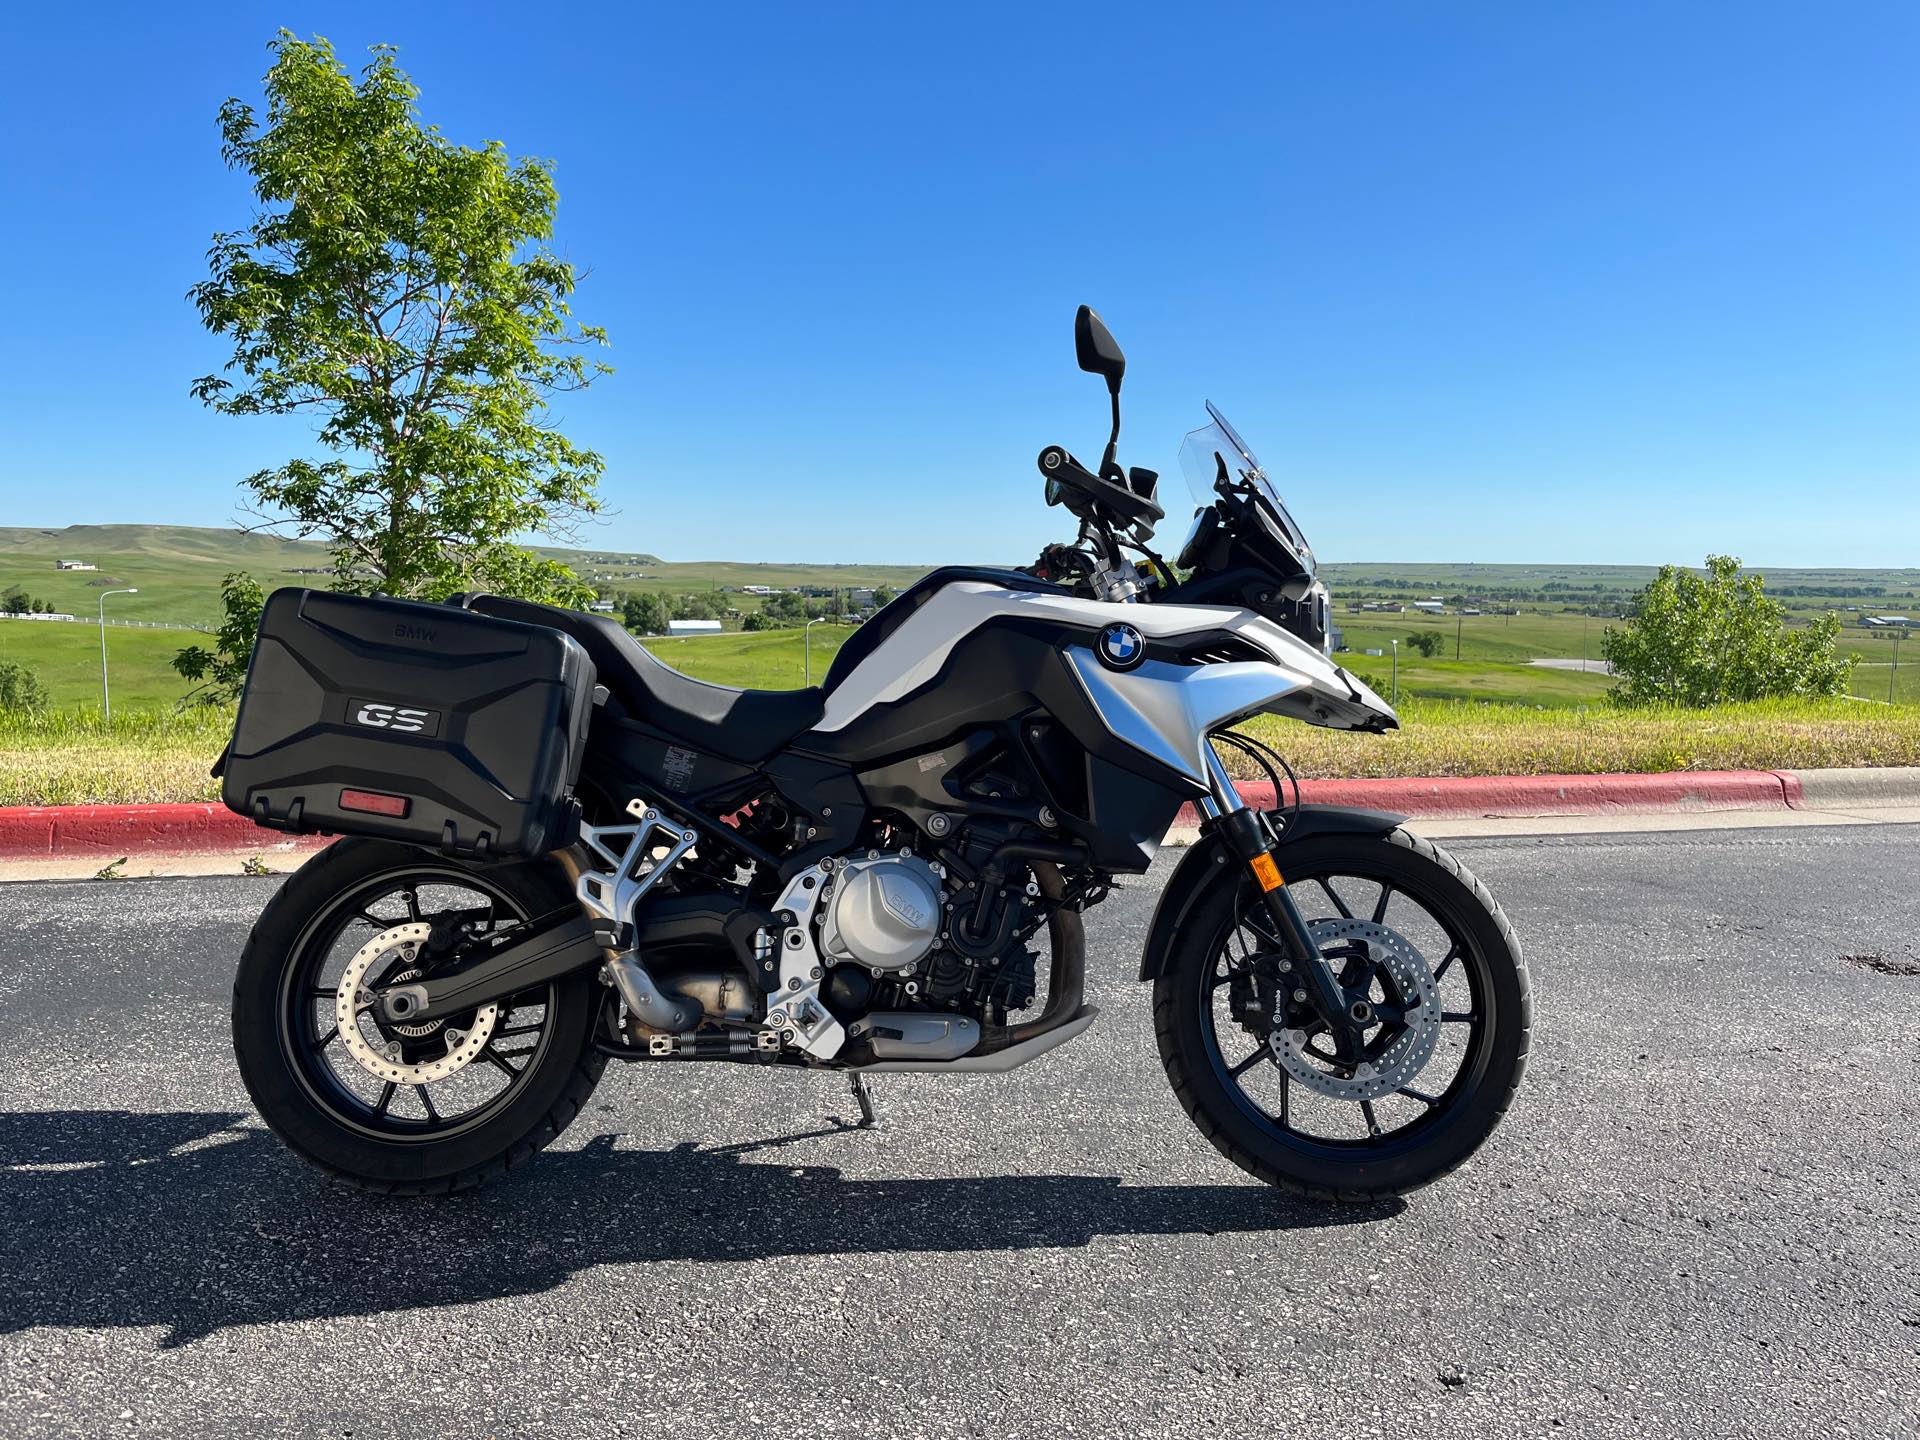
[0,611,76,621]
[54,560,96,571]
[588,600,616,613]
[1864,616,1916,628]
[1412,600,1446,615]
[667,619,723,636]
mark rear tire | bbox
[1153,828,1530,1200]
[232,838,607,1194]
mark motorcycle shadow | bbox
[0,1109,1402,1345]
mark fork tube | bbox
[1203,741,1359,1048]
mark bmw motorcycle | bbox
[223,307,1530,1200]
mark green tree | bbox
[0,661,50,713]
[1602,554,1856,707]
[872,584,897,608]
[622,591,669,636]
[1405,630,1445,658]
[2,589,30,616]
[763,593,806,624]
[189,34,609,606]
[740,611,773,632]
[173,573,268,705]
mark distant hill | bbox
[0,524,924,626]
[4,524,1914,631]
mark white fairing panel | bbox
[816,582,1395,735]
[1062,653,1302,790]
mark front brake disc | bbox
[1268,917,1442,1101]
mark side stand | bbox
[847,1072,878,1129]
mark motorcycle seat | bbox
[466,596,825,765]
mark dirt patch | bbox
[1841,952,1920,977]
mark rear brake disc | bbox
[335,923,497,1086]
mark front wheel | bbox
[1154,828,1530,1200]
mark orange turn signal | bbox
[1249,853,1284,892]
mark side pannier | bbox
[221,589,596,858]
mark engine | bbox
[811,852,1040,1029]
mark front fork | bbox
[1201,743,1366,1061]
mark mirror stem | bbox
[1099,388,1122,479]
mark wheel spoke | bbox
[1433,945,1460,983]
[1361,1100,1382,1137]
[355,910,388,931]
[307,986,337,1000]
[482,1045,523,1080]
[1239,910,1281,948]
[313,1024,338,1050]
[416,1085,440,1122]
[1370,885,1394,924]
[1441,1010,1475,1024]
[403,888,423,923]
[494,1021,545,1038]
[1396,1085,1439,1107]
[374,1081,396,1118]
[1228,1046,1272,1079]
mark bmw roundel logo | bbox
[1096,622,1148,671]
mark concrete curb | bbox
[2,767,1915,865]
[0,803,327,862]
[1787,766,1920,810]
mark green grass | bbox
[0,621,201,709]
[636,625,858,687]
[1235,697,1920,781]
[6,695,1917,808]
[0,707,235,806]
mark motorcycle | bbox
[223,307,1530,1199]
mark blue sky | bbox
[1,2,1915,567]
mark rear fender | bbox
[1136,805,1406,981]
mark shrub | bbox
[1602,555,1856,707]
[0,661,50,713]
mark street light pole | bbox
[804,617,827,685]
[1390,638,1398,707]
[1893,629,1904,703]
[99,587,138,719]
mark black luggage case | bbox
[222,589,596,857]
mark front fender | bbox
[1136,805,1406,981]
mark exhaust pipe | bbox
[603,951,703,1032]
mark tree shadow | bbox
[0,1110,1401,1346]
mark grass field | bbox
[7,523,1916,706]
[0,621,202,709]
[8,697,1917,808]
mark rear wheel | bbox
[232,838,606,1194]
[1153,828,1530,1200]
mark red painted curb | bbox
[0,803,328,861]
[0,768,1806,862]
[1170,768,1802,828]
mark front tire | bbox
[233,838,607,1194]
[1154,828,1530,1200]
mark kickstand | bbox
[847,1072,879,1129]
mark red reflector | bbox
[339,788,410,818]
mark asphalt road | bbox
[1,826,1917,1439]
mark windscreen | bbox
[1177,401,1315,575]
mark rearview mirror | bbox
[1075,305,1126,393]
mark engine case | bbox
[819,854,947,973]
